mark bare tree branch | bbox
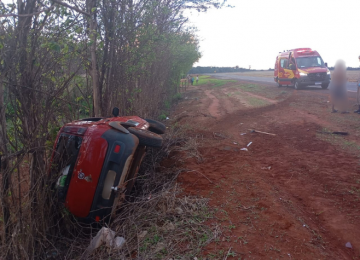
[52,0,90,16]
[0,5,54,17]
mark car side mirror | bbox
[112,107,119,117]
[325,62,328,67]
[289,64,296,70]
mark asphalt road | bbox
[207,73,359,92]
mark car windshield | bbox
[296,56,324,68]
[50,134,82,199]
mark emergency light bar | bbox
[296,51,315,55]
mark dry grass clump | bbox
[102,191,214,259]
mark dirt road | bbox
[208,72,359,92]
[170,78,360,259]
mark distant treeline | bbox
[188,66,269,74]
[331,67,360,70]
[189,66,360,74]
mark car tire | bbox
[321,83,329,89]
[125,146,146,198]
[128,127,163,147]
[145,118,166,134]
[294,81,302,90]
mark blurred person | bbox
[196,75,199,84]
[330,60,349,113]
[191,76,194,85]
[353,55,360,113]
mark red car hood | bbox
[298,67,328,74]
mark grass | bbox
[196,75,236,88]
[239,84,264,92]
[231,83,290,100]
[247,97,270,107]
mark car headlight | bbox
[299,72,307,76]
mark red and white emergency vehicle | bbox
[274,48,331,89]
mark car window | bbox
[50,134,82,199]
[296,56,324,68]
[280,59,288,68]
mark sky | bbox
[186,0,360,70]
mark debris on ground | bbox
[345,242,353,249]
[84,227,126,256]
[261,166,271,170]
[317,131,349,135]
[247,142,252,147]
[213,132,227,139]
[240,148,248,151]
[240,133,246,135]
[249,129,276,136]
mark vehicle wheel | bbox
[128,127,163,147]
[145,118,166,134]
[321,83,329,89]
[294,81,302,90]
[125,146,146,198]
[275,78,282,87]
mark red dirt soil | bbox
[171,81,360,259]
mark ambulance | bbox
[274,48,331,89]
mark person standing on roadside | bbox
[330,60,349,114]
[191,76,194,85]
[353,55,360,113]
[196,75,199,84]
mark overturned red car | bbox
[49,108,165,223]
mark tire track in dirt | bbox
[243,91,277,104]
[204,89,221,118]
[172,83,360,259]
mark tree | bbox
[0,0,228,258]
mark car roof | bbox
[277,48,320,59]
[65,116,146,128]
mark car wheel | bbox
[294,81,302,90]
[128,127,163,147]
[145,118,166,134]
[321,83,329,89]
[125,146,146,198]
